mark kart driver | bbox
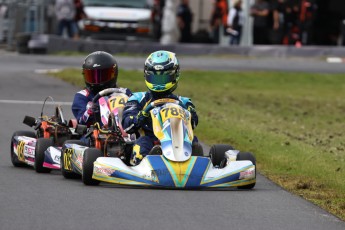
[72,51,132,126]
[122,50,199,165]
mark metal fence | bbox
[4,0,55,50]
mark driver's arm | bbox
[122,94,143,134]
[72,91,94,125]
[179,96,198,129]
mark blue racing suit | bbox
[72,87,132,127]
[122,91,198,165]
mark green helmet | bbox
[144,50,180,95]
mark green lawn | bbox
[50,68,345,220]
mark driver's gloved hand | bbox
[187,105,198,129]
[86,102,99,115]
[136,110,149,128]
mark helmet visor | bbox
[146,73,176,85]
[83,68,115,85]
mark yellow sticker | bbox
[160,106,186,123]
[17,141,25,162]
[63,148,73,171]
[109,95,128,111]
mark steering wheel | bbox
[142,98,182,115]
[91,88,130,131]
[92,88,126,104]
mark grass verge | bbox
[49,68,345,220]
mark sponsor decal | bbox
[154,65,164,70]
[148,170,158,181]
[151,169,170,177]
[76,154,83,167]
[152,108,159,116]
[24,146,35,157]
[94,166,115,176]
[239,168,255,179]
[54,155,60,162]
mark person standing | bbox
[269,0,285,44]
[73,0,87,40]
[251,0,270,45]
[227,0,243,45]
[55,0,76,38]
[177,0,193,43]
[210,0,228,44]
[151,0,164,41]
[0,3,7,43]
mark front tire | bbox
[209,144,234,168]
[34,138,54,173]
[82,148,102,186]
[11,131,36,167]
[236,152,256,189]
[60,140,85,179]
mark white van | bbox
[79,0,152,40]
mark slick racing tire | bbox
[82,148,102,186]
[60,140,86,179]
[34,138,54,173]
[209,144,234,168]
[236,152,256,190]
[11,131,36,167]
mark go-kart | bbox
[86,98,256,189]
[60,88,134,181]
[10,97,80,173]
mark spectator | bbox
[251,0,270,45]
[73,0,87,40]
[282,0,300,45]
[342,19,345,46]
[269,0,285,44]
[177,0,193,43]
[55,0,76,38]
[151,0,164,41]
[0,2,8,43]
[210,0,228,44]
[226,0,243,45]
[298,0,317,45]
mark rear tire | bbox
[60,140,86,179]
[11,131,36,167]
[34,138,54,173]
[236,152,256,189]
[82,148,102,186]
[209,144,234,168]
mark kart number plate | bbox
[109,96,127,111]
[160,107,186,123]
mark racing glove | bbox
[86,102,99,115]
[187,105,198,129]
[136,110,150,128]
[123,111,149,134]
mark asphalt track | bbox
[0,51,345,230]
